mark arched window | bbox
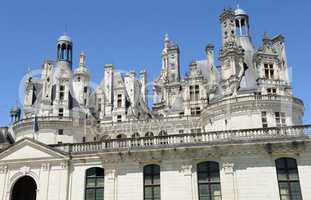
[158,130,167,136]
[197,161,221,200]
[85,167,105,200]
[145,132,154,137]
[276,158,302,200]
[132,132,140,138]
[144,165,160,200]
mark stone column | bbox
[0,165,8,200]
[104,166,117,200]
[220,161,237,200]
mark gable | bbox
[0,139,67,162]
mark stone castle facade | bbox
[0,6,310,200]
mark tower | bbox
[53,34,74,117]
[73,52,90,106]
[161,34,180,83]
[219,9,245,96]
[235,6,250,37]
[57,34,73,66]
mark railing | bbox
[51,125,311,154]
[208,95,304,109]
[13,116,73,126]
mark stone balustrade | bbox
[51,125,311,154]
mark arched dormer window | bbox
[144,164,160,200]
[197,161,222,200]
[276,158,302,200]
[85,167,105,200]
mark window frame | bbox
[85,167,105,200]
[143,164,161,200]
[276,158,302,200]
[197,161,222,200]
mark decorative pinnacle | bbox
[164,33,169,42]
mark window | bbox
[191,129,201,134]
[59,85,65,100]
[98,98,102,112]
[191,107,201,116]
[85,168,105,200]
[117,115,122,122]
[197,162,222,200]
[261,112,268,128]
[144,165,160,200]
[264,63,274,79]
[275,112,286,127]
[190,85,200,101]
[84,86,88,93]
[276,158,302,200]
[117,94,122,108]
[58,129,64,135]
[267,88,277,95]
[58,108,64,117]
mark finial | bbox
[263,32,269,40]
[164,33,169,42]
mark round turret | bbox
[57,33,73,64]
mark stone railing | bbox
[51,125,311,154]
[208,95,304,110]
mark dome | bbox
[235,8,247,16]
[74,66,89,77]
[57,34,72,43]
[10,106,21,115]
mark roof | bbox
[57,34,72,43]
[235,8,247,16]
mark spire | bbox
[164,33,169,42]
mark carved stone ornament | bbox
[0,165,8,174]
[223,162,234,174]
[20,166,31,175]
[41,163,50,171]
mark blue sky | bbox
[0,0,310,126]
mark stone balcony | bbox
[50,125,311,154]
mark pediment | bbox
[0,138,67,163]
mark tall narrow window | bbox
[264,63,274,79]
[261,111,268,128]
[58,108,64,117]
[276,158,302,200]
[197,162,222,200]
[144,165,160,200]
[275,112,286,127]
[117,94,122,108]
[59,85,65,100]
[190,85,200,101]
[85,167,105,200]
[98,98,102,112]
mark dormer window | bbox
[190,85,200,101]
[117,94,122,108]
[59,85,65,100]
[264,63,274,79]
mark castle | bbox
[0,6,310,200]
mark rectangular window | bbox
[267,88,277,95]
[117,94,122,108]
[190,85,200,101]
[117,115,122,122]
[264,63,274,79]
[276,158,302,200]
[144,165,160,200]
[191,107,201,116]
[59,85,65,101]
[58,108,64,117]
[261,111,268,128]
[98,98,102,112]
[275,112,286,127]
[84,86,88,93]
[58,129,64,135]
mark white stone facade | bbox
[0,6,310,200]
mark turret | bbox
[73,52,90,106]
[57,34,73,66]
[161,34,180,83]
